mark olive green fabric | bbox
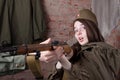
[48,42,120,80]
[77,9,98,25]
[0,52,26,76]
[0,0,47,45]
[64,42,120,80]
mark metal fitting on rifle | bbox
[35,51,41,59]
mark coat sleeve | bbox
[63,64,90,80]
[106,47,120,77]
[0,52,26,76]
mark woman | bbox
[40,9,120,80]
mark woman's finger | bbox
[40,38,51,44]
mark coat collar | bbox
[81,42,103,51]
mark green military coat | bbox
[49,42,120,80]
[0,0,47,45]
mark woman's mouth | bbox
[79,37,84,42]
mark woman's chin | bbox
[79,41,88,45]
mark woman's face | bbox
[74,21,89,45]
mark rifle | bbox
[0,41,72,79]
[0,41,71,55]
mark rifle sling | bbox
[26,56,43,79]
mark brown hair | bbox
[73,19,104,42]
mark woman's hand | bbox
[40,46,64,63]
[40,38,51,44]
[40,50,58,63]
[39,38,55,63]
[39,38,64,63]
